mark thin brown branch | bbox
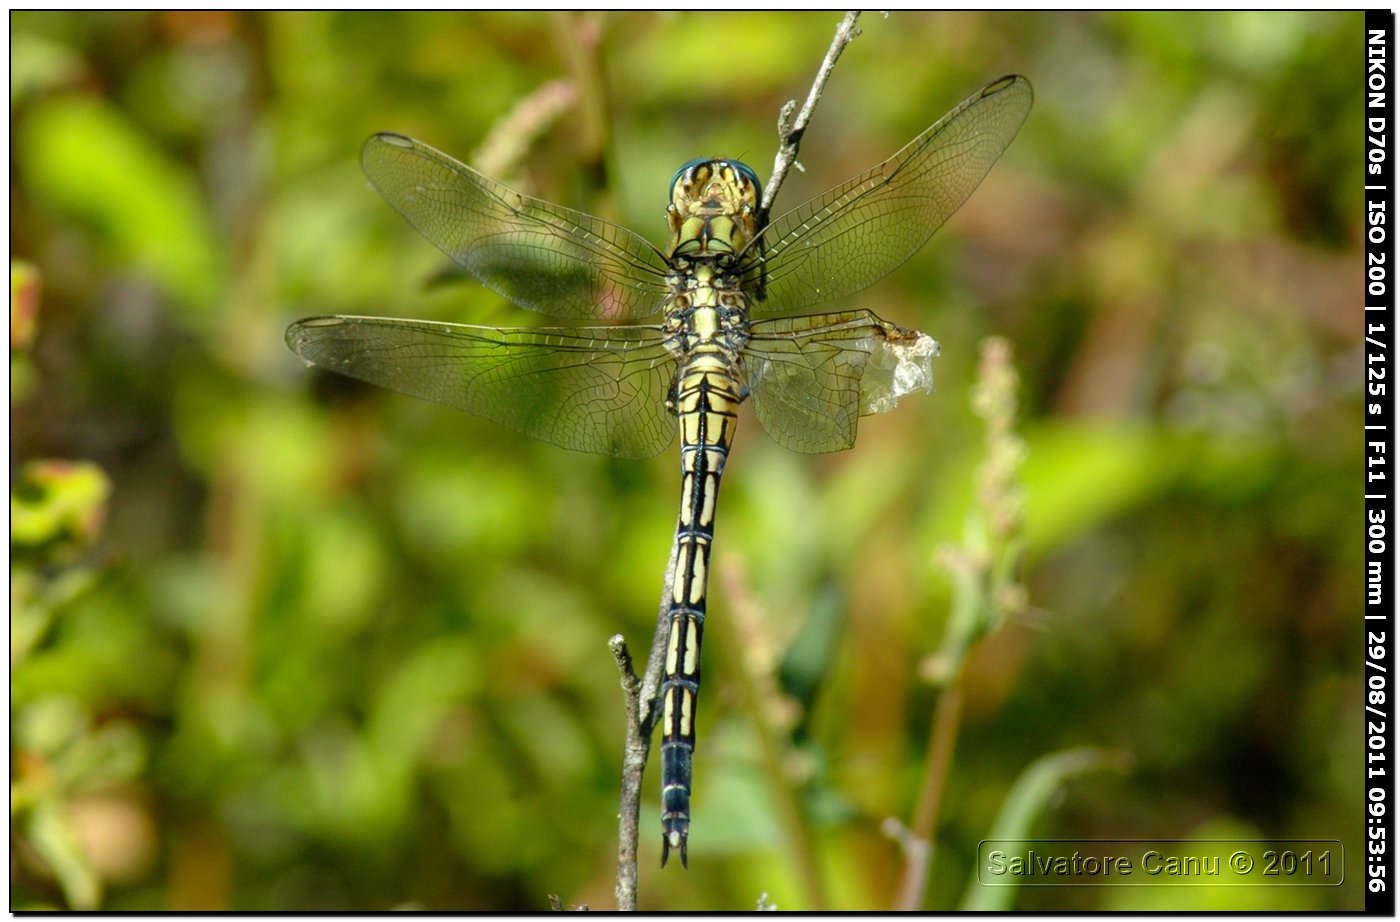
[613,537,680,910]
[609,633,642,912]
[759,11,864,218]
[892,680,964,910]
[638,538,682,721]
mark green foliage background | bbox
[10,11,1364,911]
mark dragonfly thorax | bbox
[667,159,760,261]
[662,264,750,359]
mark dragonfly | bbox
[287,73,1032,868]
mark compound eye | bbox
[671,156,711,190]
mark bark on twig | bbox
[759,11,864,220]
[612,539,679,912]
[609,634,643,911]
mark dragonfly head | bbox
[667,158,761,261]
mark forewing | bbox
[746,75,1032,316]
[287,315,676,458]
[744,310,940,453]
[362,133,672,321]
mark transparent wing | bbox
[744,310,940,453]
[745,75,1032,316]
[362,133,673,321]
[287,315,676,458]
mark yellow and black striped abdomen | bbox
[658,347,742,868]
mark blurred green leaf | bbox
[17,94,224,311]
[25,800,102,910]
[960,748,1131,910]
[1020,422,1167,551]
[10,30,84,106]
[11,461,111,557]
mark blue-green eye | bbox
[729,160,760,189]
[671,157,711,188]
[670,158,762,190]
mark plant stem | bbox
[760,11,864,219]
[612,538,679,910]
[893,679,964,910]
